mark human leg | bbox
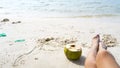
[96,42,120,68]
[85,35,100,68]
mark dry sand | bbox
[0,17,120,68]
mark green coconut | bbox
[64,44,82,60]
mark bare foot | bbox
[99,41,107,50]
[85,35,100,68]
[91,34,100,51]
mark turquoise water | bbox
[0,0,120,17]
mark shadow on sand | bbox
[68,56,86,66]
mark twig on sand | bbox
[12,44,44,67]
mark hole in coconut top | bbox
[71,45,75,47]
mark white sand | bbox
[0,17,120,68]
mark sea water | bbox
[0,0,120,17]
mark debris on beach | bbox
[0,33,7,37]
[45,37,54,42]
[0,18,22,24]
[37,37,77,48]
[12,21,21,24]
[1,18,9,22]
[37,37,54,44]
[34,58,38,60]
[15,39,25,43]
[102,34,117,47]
[60,38,77,45]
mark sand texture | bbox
[0,17,120,68]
